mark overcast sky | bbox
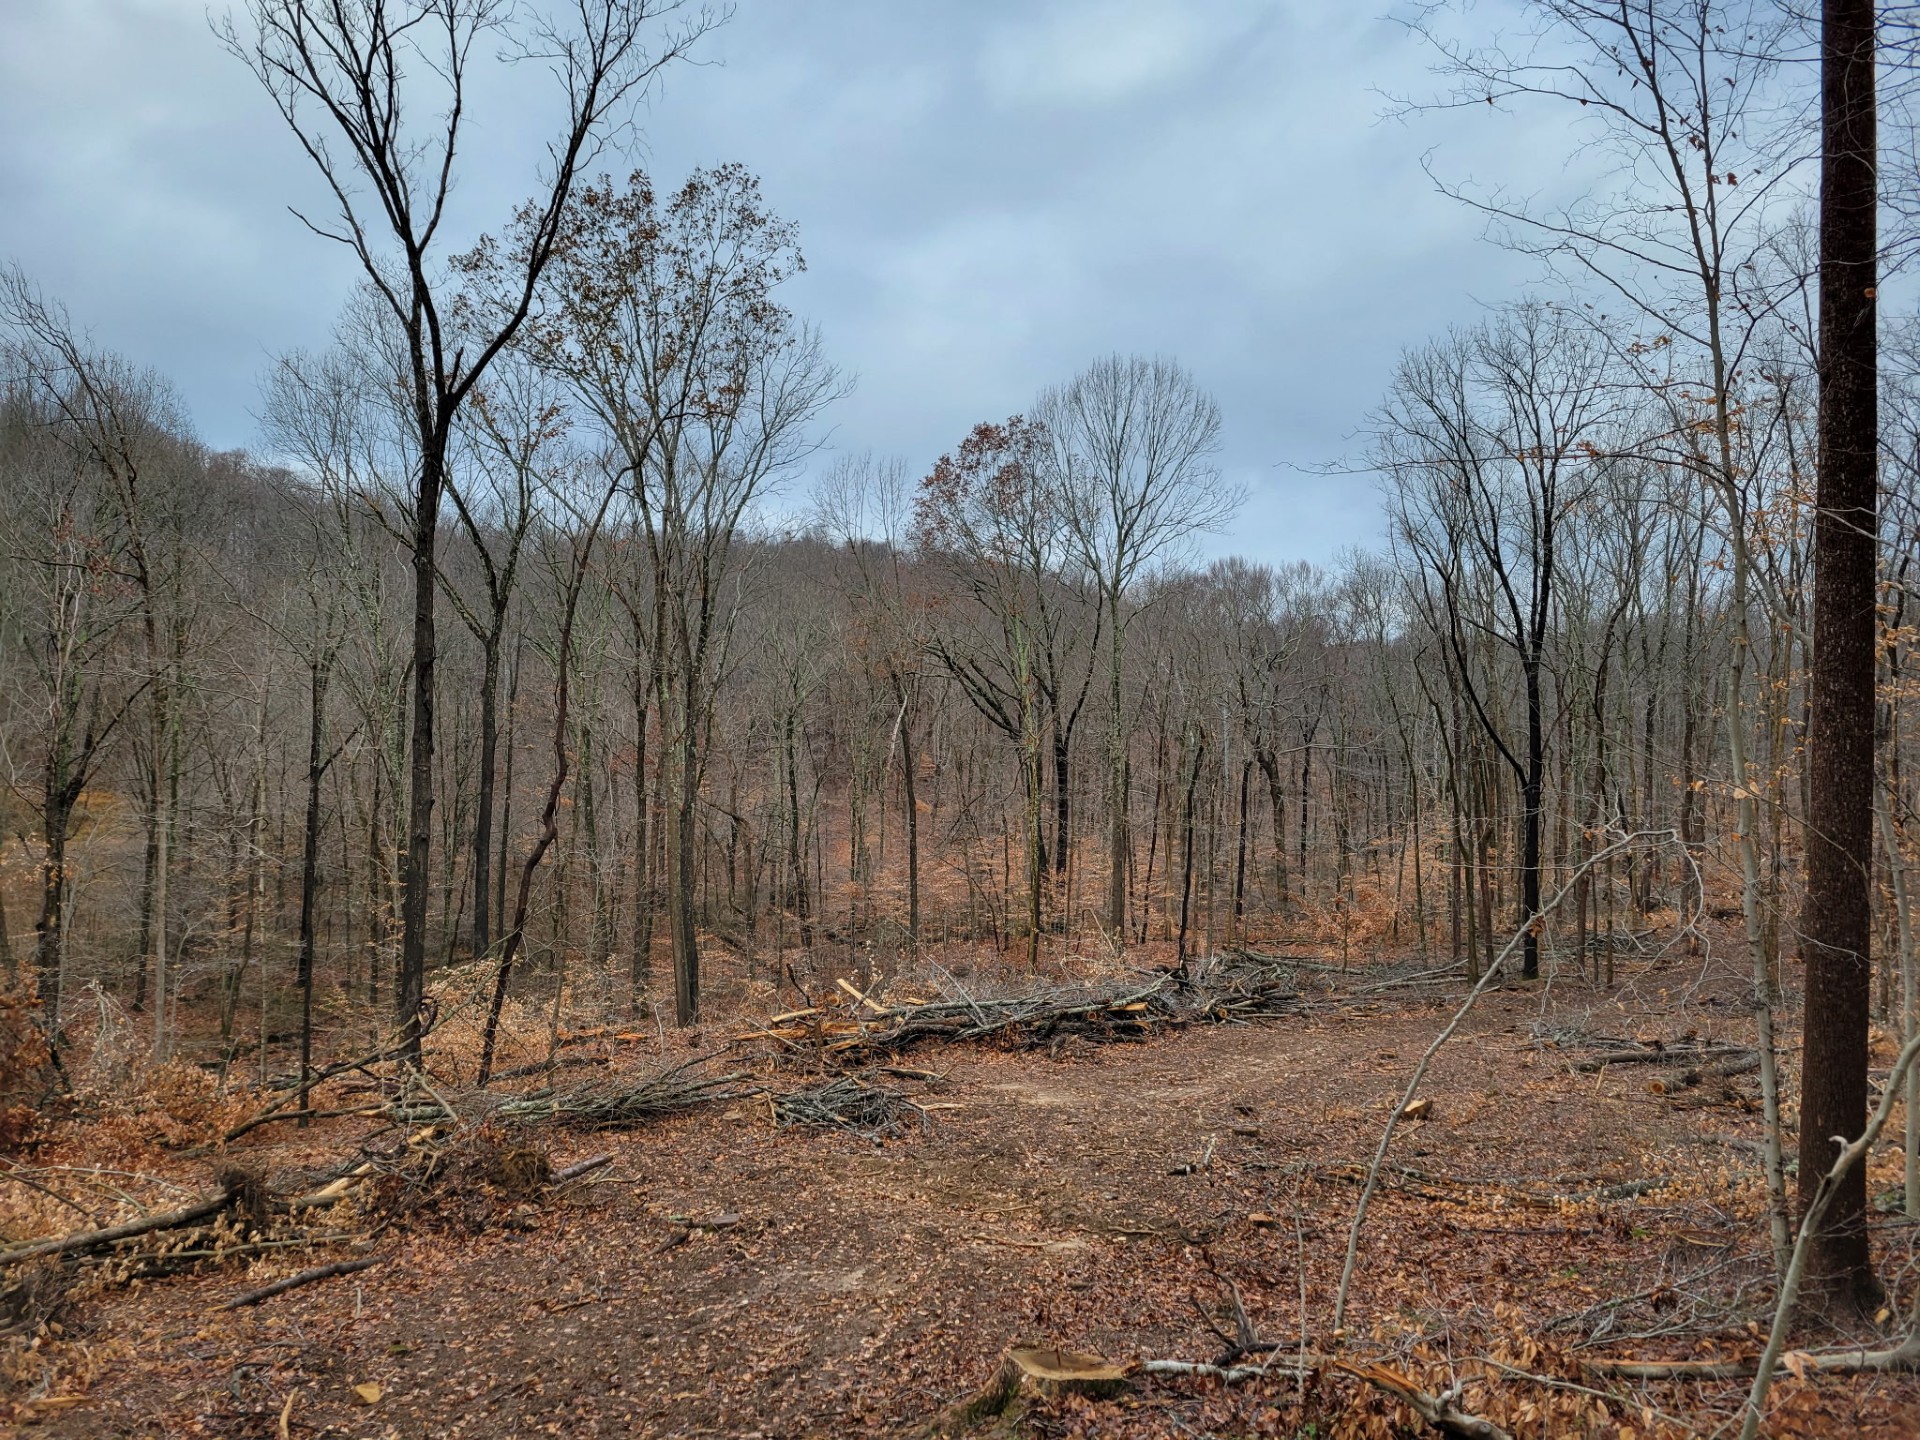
[0,0,1586,566]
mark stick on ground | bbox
[218,1256,381,1311]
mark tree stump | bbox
[932,1344,1129,1433]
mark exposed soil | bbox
[15,960,1920,1438]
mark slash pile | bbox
[743,951,1304,1064]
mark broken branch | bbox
[218,1256,381,1310]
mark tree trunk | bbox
[34,792,73,1026]
[1232,757,1252,938]
[903,704,921,945]
[1176,727,1206,968]
[148,679,174,1060]
[1798,0,1879,1311]
[1105,597,1128,937]
[1520,662,1544,981]
[470,626,502,961]
[1052,721,1072,879]
[667,756,700,1025]
[785,708,812,949]
[398,440,445,1067]
[629,666,654,1007]
[297,654,331,1124]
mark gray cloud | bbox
[1,0,1578,564]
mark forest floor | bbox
[9,946,1920,1439]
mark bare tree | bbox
[0,328,143,1029]
[1035,355,1234,941]
[915,418,1088,965]
[1,270,203,1053]
[223,0,717,1061]
[1404,0,1820,1284]
[521,166,840,1023]
[443,354,556,962]
[1381,304,1615,980]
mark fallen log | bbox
[218,1256,381,1310]
[286,1160,379,1212]
[1585,1334,1920,1382]
[488,1054,611,1083]
[652,1210,742,1255]
[1137,1353,1321,1384]
[1313,1162,1667,1210]
[0,1187,234,1268]
[1574,1045,1753,1073]
[204,1104,389,1144]
[1585,1354,1758,1380]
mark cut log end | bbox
[932,1344,1129,1433]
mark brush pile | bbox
[0,1159,342,1333]
[770,1075,930,1139]
[745,951,1302,1064]
[0,1057,752,1315]
[385,1060,754,1130]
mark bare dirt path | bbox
[26,980,1920,1438]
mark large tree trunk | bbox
[133,775,156,1013]
[1176,727,1205,967]
[1256,749,1287,914]
[147,677,174,1060]
[785,708,813,949]
[397,442,444,1066]
[1051,721,1072,878]
[1232,757,1252,939]
[1798,0,1879,1311]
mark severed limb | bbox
[0,1186,235,1268]
[218,1255,381,1310]
[1335,1362,1512,1440]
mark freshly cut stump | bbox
[933,1344,1130,1433]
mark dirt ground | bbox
[13,958,1920,1439]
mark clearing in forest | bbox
[7,948,1919,1438]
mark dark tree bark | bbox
[469,627,501,960]
[901,690,923,944]
[1797,0,1880,1310]
[1175,727,1206,968]
[785,708,814,949]
[296,652,335,1124]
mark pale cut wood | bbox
[933,1343,1129,1432]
